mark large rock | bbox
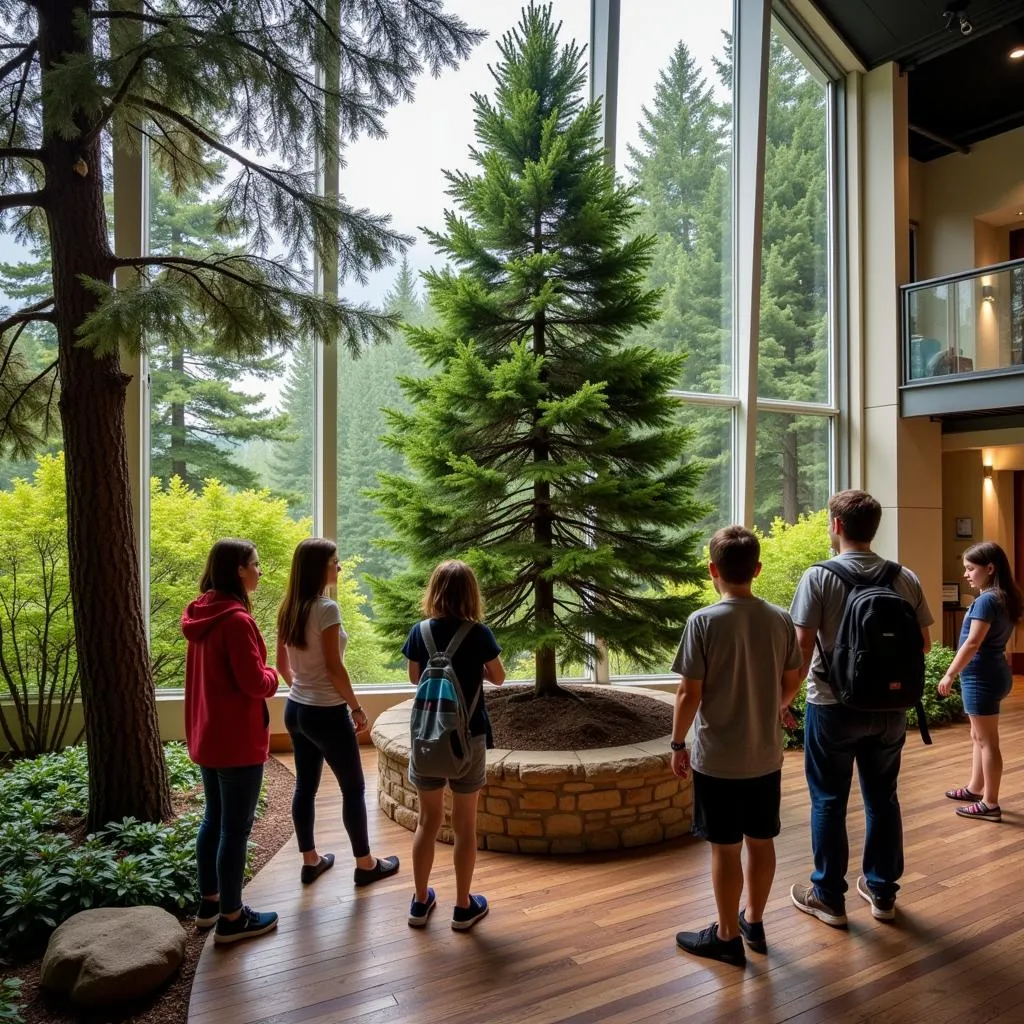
[41,907,186,1008]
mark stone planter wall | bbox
[370,686,692,854]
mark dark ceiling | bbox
[812,0,1024,161]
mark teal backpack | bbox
[409,621,478,778]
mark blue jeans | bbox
[197,764,264,915]
[804,703,906,907]
[284,699,370,857]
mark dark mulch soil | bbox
[487,684,673,751]
[2,756,296,1024]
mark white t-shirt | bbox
[286,598,348,707]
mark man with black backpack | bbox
[789,490,933,927]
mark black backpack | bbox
[814,559,931,744]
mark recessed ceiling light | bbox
[1010,46,1024,60]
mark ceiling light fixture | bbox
[1010,46,1024,60]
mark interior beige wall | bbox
[942,450,984,588]
[916,126,1024,279]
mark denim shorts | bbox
[409,734,487,795]
[961,666,1013,716]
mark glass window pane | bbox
[146,169,314,687]
[757,26,830,404]
[753,412,831,530]
[335,1,590,684]
[616,1,734,395]
[679,402,733,541]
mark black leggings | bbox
[284,698,370,857]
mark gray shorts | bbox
[409,735,487,795]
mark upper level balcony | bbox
[901,258,1024,418]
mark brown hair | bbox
[708,525,761,584]
[828,489,882,543]
[422,560,484,621]
[199,538,257,613]
[963,541,1023,624]
[276,538,337,648]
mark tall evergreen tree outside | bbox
[0,0,481,828]
[371,3,706,696]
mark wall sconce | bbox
[982,285,995,303]
[983,464,994,479]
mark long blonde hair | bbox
[276,538,337,648]
[422,560,484,621]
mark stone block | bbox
[486,834,520,853]
[550,838,586,855]
[609,807,637,820]
[584,818,610,833]
[578,790,622,812]
[622,819,665,848]
[579,749,665,782]
[658,807,685,825]
[617,778,647,790]
[625,786,653,806]
[476,813,506,834]
[664,820,692,840]
[544,814,583,838]
[672,791,692,809]
[41,908,185,1009]
[517,839,551,855]
[486,798,512,816]
[583,829,621,852]
[507,818,544,837]
[558,796,576,811]
[488,787,516,800]
[519,790,557,811]
[394,805,418,832]
[563,782,595,793]
[654,780,680,801]
[638,800,671,814]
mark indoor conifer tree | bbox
[372,3,706,697]
[0,0,481,828]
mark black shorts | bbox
[692,769,782,845]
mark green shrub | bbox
[752,510,831,610]
[0,743,261,954]
[781,644,961,748]
[0,978,23,1024]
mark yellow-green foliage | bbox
[2,455,403,691]
[752,509,832,609]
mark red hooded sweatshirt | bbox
[181,591,280,768]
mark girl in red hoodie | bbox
[182,538,280,945]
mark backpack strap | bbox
[444,620,474,659]
[916,702,933,745]
[418,620,481,721]
[418,620,437,658]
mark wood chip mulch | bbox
[1,755,296,1024]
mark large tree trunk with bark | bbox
[39,0,171,830]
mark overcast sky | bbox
[340,0,734,306]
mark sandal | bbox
[945,786,982,802]
[955,801,1001,822]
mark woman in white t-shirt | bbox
[276,538,399,887]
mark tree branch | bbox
[80,47,155,149]
[0,40,35,83]
[0,189,46,211]
[0,147,44,161]
[0,296,56,335]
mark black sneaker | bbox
[354,855,400,887]
[214,906,279,945]
[195,898,219,929]
[790,883,848,927]
[301,853,335,886]
[451,894,489,931]
[675,923,746,967]
[856,876,896,921]
[408,887,437,928]
[738,909,767,953]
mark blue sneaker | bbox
[408,887,436,928]
[451,894,489,932]
[214,905,278,945]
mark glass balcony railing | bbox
[902,258,1024,384]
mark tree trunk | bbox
[39,0,171,830]
[170,346,187,483]
[782,423,798,524]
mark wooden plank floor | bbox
[189,686,1024,1024]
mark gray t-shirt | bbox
[790,552,934,705]
[671,597,802,779]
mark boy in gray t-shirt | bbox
[671,526,803,968]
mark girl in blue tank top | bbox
[938,542,1022,823]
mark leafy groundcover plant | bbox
[0,743,262,955]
